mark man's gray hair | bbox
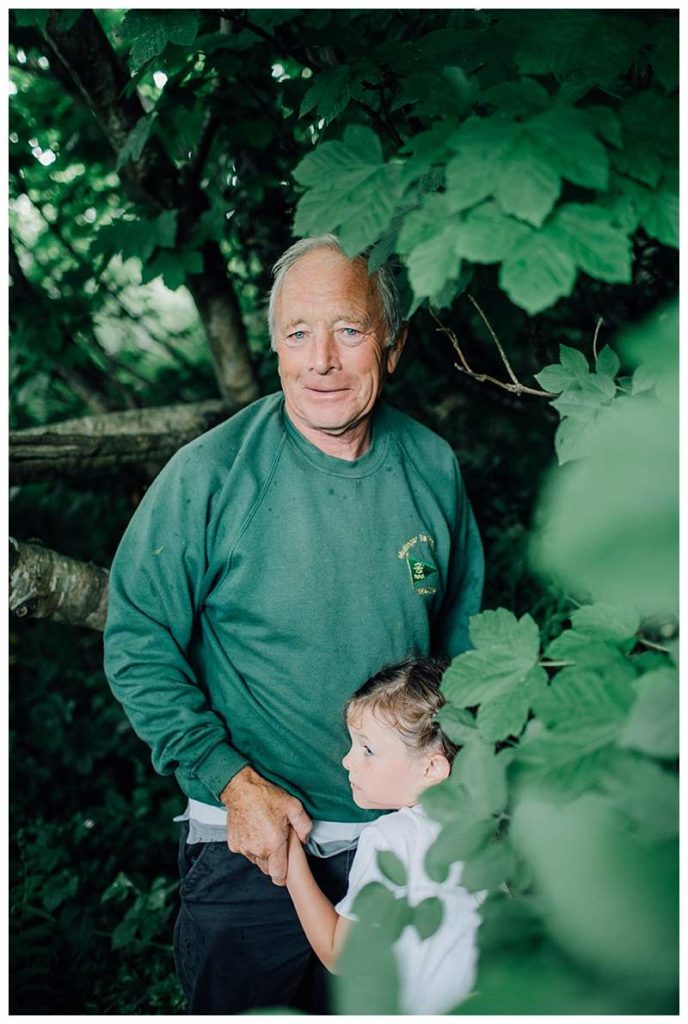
[267,234,403,351]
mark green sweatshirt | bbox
[103,393,483,821]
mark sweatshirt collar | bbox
[281,398,390,477]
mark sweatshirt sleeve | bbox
[103,450,248,801]
[433,457,485,656]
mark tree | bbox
[9,8,677,1014]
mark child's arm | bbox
[286,828,350,973]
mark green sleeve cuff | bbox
[193,742,249,800]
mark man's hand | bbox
[220,766,312,886]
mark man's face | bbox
[273,248,405,445]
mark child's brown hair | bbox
[345,656,458,764]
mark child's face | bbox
[342,707,434,809]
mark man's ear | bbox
[386,323,408,375]
[423,752,451,786]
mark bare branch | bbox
[430,306,557,399]
[592,317,604,362]
[10,538,109,631]
[467,292,520,386]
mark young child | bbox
[286,657,483,1014]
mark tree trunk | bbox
[186,242,261,405]
[9,538,109,631]
[41,9,260,405]
[10,399,237,484]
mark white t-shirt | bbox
[335,804,484,1014]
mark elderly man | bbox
[103,234,484,1013]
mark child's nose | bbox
[342,749,352,770]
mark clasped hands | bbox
[220,765,311,886]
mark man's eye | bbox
[341,328,361,338]
[288,330,306,341]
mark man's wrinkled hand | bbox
[219,765,312,886]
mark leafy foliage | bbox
[9,6,677,1016]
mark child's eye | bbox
[363,745,374,757]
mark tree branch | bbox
[10,399,238,484]
[10,538,109,631]
[429,306,557,399]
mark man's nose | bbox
[309,329,340,374]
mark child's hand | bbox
[286,826,307,886]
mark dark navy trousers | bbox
[173,823,353,1014]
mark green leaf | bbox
[445,117,519,213]
[396,194,452,255]
[649,18,679,93]
[116,114,155,171]
[13,10,50,31]
[595,345,620,378]
[551,203,632,283]
[293,125,383,188]
[111,909,140,950]
[513,11,645,84]
[518,733,617,798]
[631,364,656,395]
[455,202,531,263]
[141,249,202,290]
[425,815,496,882]
[569,603,639,642]
[618,667,678,759]
[376,850,407,887]
[511,789,678,989]
[413,896,443,940]
[436,703,478,745]
[406,224,461,302]
[480,77,549,117]
[299,66,353,123]
[120,11,198,70]
[442,610,540,707]
[582,105,623,148]
[602,753,678,842]
[543,629,631,667]
[399,127,452,188]
[470,608,540,656]
[350,880,396,919]
[549,374,616,422]
[494,132,561,227]
[612,140,663,189]
[641,187,678,248]
[532,663,635,730]
[453,738,508,817]
[554,414,600,464]
[528,107,609,191]
[531,311,678,620]
[500,231,576,315]
[293,127,401,256]
[101,871,135,905]
[535,345,588,393]
[461,839,516,892]
[42,870,78,911]
[476,665,545,742]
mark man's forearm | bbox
[286,836,341,972]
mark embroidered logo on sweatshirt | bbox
[398,533,438,595]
